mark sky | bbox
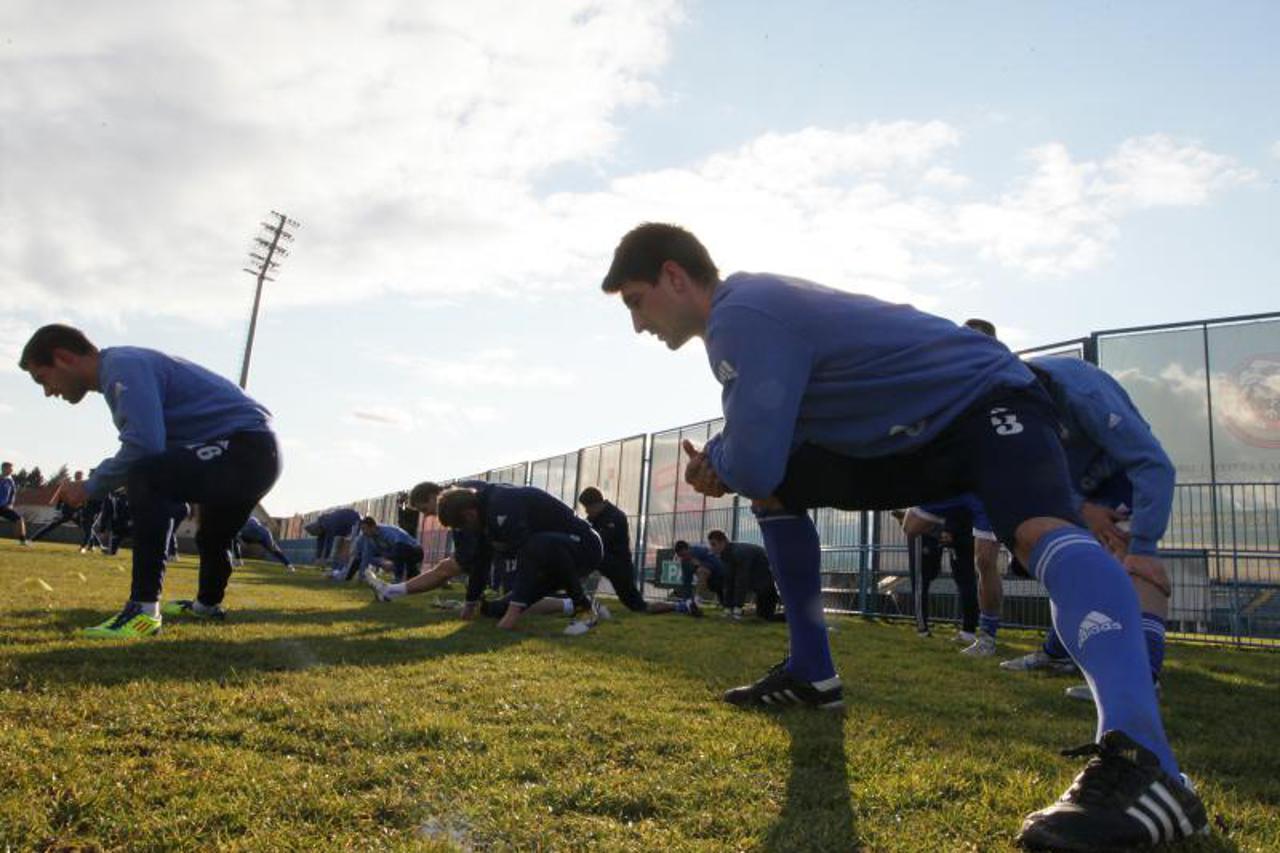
[1,0,1277,516]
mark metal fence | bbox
[277,310,1280,649]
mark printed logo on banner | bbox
[1221,354,1280,449]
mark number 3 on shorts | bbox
[989,407,1024,436]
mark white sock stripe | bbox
[1138,794,1174,841]
[1151,782,1194,836]
[1033,534,1101,580]
[1126,806,1161,844]
[1142,618,1167,634]
[811,675,842,691]
[756,514,803,524]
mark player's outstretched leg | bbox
[1015,524,1206,850]
[722,507,842,711]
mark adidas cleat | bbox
[1000,649,1078,673]
[1017,730,1207,851]
[161,599,227,621]
[81,602,161,639]
[953,629,977,645]
[723,661,844,711]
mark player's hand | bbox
[1080,501,1130,557]
[460,602,478,621]
[58,481,89,508]
[682,439,728,498]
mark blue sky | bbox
[1,1,1276,515]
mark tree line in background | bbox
[8,464,72,489]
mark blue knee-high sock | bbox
[1143,613,1166,683]
[1042,625,1070,659]
[979,611,1000,638]
[756,509,836,683]
[1032,527,1178,777]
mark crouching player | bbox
[236,515,295,572]
[20,324,280,636]
[1000,356,1178,705]
[437,484,603,635]
[365,481,594,627]
[353,516,423,582]
[579,487,697,617]
[601,223,1206,850]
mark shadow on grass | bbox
[762,710,857,852]
[1,614,527,688]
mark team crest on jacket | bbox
[1221,354,1280,449]
[716,360,738,384]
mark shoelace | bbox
[1059,741,1142,807]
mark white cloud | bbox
[1270,141,1280,160]
[346,406,415,430]
[1100,134,1256,208]
[0,0,681,317]
[384,348,576,389]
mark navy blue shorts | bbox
[773,385,1078,548]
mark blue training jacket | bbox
[0,475,15,509]
[86,347,273,499]
[357,523,420,566]
[238,516,272,544]
[685,544,723,576]
[314,508,361,536]
[701,273,1035,499]
[1029,356,1174,556]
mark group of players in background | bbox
[7,222,1206,851]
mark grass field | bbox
[1,540,1277,852]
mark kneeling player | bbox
[236,515,295,571]
[437,484,603,635]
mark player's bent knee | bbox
[1128,561,1172,598]
[1011,516,1075,564]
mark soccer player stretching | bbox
[600,224,1205,850]
[19,324,281,637]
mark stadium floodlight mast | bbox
[238,210,300,389]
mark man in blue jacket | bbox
[237,515,295,571]
[19,324,281,638]
[0,462,30,545]
[600,223,1204,851]
[304,507,361,572]
[352,516,423,582]
[1000,357,1178,704]
[436,484,602,635]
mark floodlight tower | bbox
[238,210,300,389]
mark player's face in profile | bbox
[27,353,89,404]
[617,273,697,350]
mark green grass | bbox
[0,541,1277,852]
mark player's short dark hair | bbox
[578,487,604,506]
[18,324,97,370]
[360,515,377,527]
[408,481,443,507]
[706,530,728,543]
[1,461,11,471]
[963,318,997,338]
[673,540,690,553]
[436,487,480,528]
[601,223,719,293]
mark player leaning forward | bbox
[601,224,1207,851]
[19,324,281,637]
